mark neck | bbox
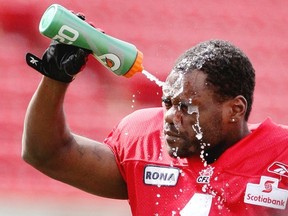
[204,124,251,164]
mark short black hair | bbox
[174,39,255,120]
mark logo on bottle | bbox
[99,54,121,71]
[53,25,80,45]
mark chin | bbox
[167,146,196,158]
[165,139,199,158]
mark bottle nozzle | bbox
[123,50,144,78]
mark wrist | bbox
[39,76,70,96]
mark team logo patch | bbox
[244,176,288,210]
[144,165,180,186]
[196,165,214,184]
[268,161,288,178]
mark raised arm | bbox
[22,42,127,199]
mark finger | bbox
[76,12,85,20]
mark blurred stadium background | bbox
[1,0,288,215]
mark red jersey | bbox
[105,107,288,216]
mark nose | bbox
[164,107,174,124]
[164,106,181,125]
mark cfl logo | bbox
[262,180,274,193]
[53,25,79,44]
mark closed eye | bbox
[178,102,188,113]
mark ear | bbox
[225,96,247,123]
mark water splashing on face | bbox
[187,103,203,140]
[162,71,184,99]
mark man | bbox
[22,38,288,215]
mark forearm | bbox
[22,76,72,166]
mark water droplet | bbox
[196,132,203,140]
[202,185,208,192]
[203,161,207,167]
[187,104,198,115]
[217,204,223,210]
[131,94,136,109]
[172,147,179,157]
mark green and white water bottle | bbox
[39,4,143,78]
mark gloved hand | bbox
[26,42,90,83]
[26,12,91,83]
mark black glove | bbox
[26,42,90,83]
[26,12,91,83]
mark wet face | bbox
[162,69,225,158]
